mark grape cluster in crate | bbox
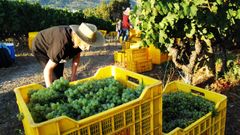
[27,77,144,123]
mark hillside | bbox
[20,0,137,10]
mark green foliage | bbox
[83,1,110,21]
[27,77,145,123]
[135,0,240,52]
[162,91,216,133]
[0,0,86,39]
[109,0,131,21]
[0,0,118,40]
[224,58,240,83]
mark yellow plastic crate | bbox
[107,31,117,43]
[130,41,142,49]
[119,29,141,43]
[126,59,152,73]
[28,32,38,50]
[130,37,141,43]
[122,41,130,50]
[114,51,126,67]
[14,66,162,135]
[125,48,149,62]
[148,45,170,64]
[163,81,227,135]
[129,29,141,39]
[99,30,107,38]
[123,41,142,50]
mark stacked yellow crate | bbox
[122,41,130,50]
[114,40,152,73]
[148,44,170,64]
[113,50,126,67]
[113,42,130,67]
[129,29,141,39]
[129,29,141,43]
[125,48,152,73]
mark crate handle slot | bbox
[127,76,140,85]
[191,89,205,96]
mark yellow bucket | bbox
[28,32,38,50]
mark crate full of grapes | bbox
[162,81,227,135]
[14,66,162,135]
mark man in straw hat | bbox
[32,22,105,87]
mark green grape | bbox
[27,77,145,123]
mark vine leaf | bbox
[216,0,223,5]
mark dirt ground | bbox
[0,42,239,135]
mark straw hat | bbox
[123,7,131,16]
[70,23,105,47]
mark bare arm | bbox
[43,59,57,87]
[71,52,81,81]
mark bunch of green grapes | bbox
[27,103,52,123]
[29,89,62,104]
[27,77,145,123]
[65,77,126,119]
[49,77,69,92]
[45,102,77,120]
[162,91,216,133]
[121,83,145,103]
[27,77,70,122]
[29,77,69,104]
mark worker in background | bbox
[121,7,132,42]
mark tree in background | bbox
[0,0,85,47]
[83,0,131,22]
[82,0,131,31]
[109,0,131,21]
[0,0,131,44]
[83,1,110,21]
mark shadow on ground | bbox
[0,91,24,135]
